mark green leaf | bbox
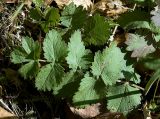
[91,42,126,85]
[29,8,43,21]
[73,73,106,107]
[53,71,75,95]
[43,29,67,62]
[84,14,111,45]
[125,21,151,30]
[11,47,28,64]
[19,61,39,79]
[117,10,150,28]
[32,0,44,7]
[22,37,35,54]
[35,63,64,91]
[107,83,141,115]
[45,7,60,26]
[66,30,91,71]
[60,3,76,27]
[11,37,41,79]
[125,33,155,58]
[53,71,82,98]
[60,3,87,29]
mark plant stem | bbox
[38,59,47,63]
[10,2,25,22]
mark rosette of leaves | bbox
[11,28,141,115]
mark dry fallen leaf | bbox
[3,0,18,4]
[0,106,17,119]
[94,0,128,17]
[54,0,92,9]
[70,103,101,118]
[54,0,70,8]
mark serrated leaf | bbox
[66,30,91,71]
[22,37,35,54]
[73,73,106,107]
[60,3,76,27]
[53,71,75,95]
[45,7,60,26]
[29,8,43,21]
[91,42,126,85]
[84,14,110,45]
[107,83,141,115]
[11,47,28,64]
[54,71,82,98]
[11,37,41,79]
[19,61,39,79]
[60,3,87,29]
[125,33,155,58]
[117,10,150,28]
[125,21,151,30]
[43,29,67,62]
[122,64,141,84]
[35,63,64,91]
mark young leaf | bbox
[43,29,67,62]
[73,73,106,107]
[84,14,111,45]
[35,63,64,91]
[91,42,126,85]
[107,83,141,115]
[125,33,155,58]
[66,30,91,71]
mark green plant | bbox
[10,1,160,116]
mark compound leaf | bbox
[73,73,106,107]
[91,42,126,85]
[107,83,141,115]
[35,63,64,91]
[19,61,39,79]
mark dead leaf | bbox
[69,0,92,9]
[54,0,70,8]
[3,0,18,4]
[94,0,128,17]
[0,5,4,13]
[94,112,126,119]
[0,106,17,119]
[54,0,92,9]
[70,103,101,118]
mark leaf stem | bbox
[38,59,47,62]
